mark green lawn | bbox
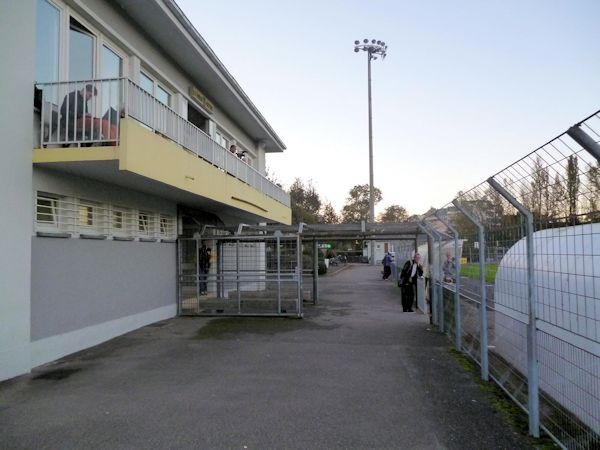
[460,263,498,284]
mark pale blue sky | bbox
[177,0,600,216]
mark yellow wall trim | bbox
[33,147,118,163]
[31,120,291,225]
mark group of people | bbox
[229,144,248,162]
[383,251,457,313]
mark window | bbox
[69,17,95,81]
[35,0,60,83]
[101,45,122,79]
[138,211,154,238]
[215,131,229,150]
[139,71,153,95]
[36,194,59,227]
[112,209,123,229]
[140,71,170,106]
[159,214,176,239]
[78,200,104,232]
[155,85,170,106]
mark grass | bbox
[460,263,498,284]
[448,348,559,449]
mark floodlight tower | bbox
[354,38,388,264]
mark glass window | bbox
[155,85,170,106]
[78,202,95,227]
[35,0,60,83]
[101,45,122,79]
[139,72,153,95]
[101,46,122,113]
[36,195,58,226]
[112,210,123,229]
[69,17,95,81]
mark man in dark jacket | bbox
[60,84,98,141]
[399,253,424,312]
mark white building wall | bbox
[67,0,259,167]
[0,0,35,382]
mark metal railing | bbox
[35,192,177,241]
[35,78,290,207]
[424,109,600,449]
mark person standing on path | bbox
[198,241,211,295]
[382,252,393,280]
[399,253,424,312]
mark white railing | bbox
[35,78,290,207]
[35,192,177,241]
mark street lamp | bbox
[354,38,387,264]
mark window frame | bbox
[140,69,171,107]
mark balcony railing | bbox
[34,78,290,207]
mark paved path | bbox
[0,264,529,449]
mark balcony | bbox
[33,78,291,224]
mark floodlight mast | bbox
[353,39,388,265]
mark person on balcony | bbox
[60,84,98,143]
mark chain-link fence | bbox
[425,110,600,448]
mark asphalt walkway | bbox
[0,264,529,449]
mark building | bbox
[0,0,291,382]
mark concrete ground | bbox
[0,264,530,450]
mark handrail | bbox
[35,78,290,207]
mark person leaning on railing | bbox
[60,84,118,145]
[60,84,98,143]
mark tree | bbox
[566,155,580,224]
[530,156,550,219]
[377,205,408,223]
[549,173,566,220]
[340,184,383,223]
[289,178,321,224]
[320,201,340,224]
[587,162,600,221]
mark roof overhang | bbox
[111,0,286,153]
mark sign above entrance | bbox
[189,86,214,114]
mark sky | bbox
[177,0,600,217]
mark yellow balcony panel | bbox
[33,118,291,225]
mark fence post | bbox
[451,200,489,382]
[435,212,462,351]
[297,233,303,317]
[487,177,539,438]
[567,125,600,161]
[418,223,438,325]
[275,231,282,314]
[236,239,241,314]
[313,239,319,305]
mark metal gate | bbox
[177,229,304,317]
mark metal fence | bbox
[424,110,600,449]
[178,228,310,317]
[34,78,290,207]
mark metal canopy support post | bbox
[567,125,600,161]
[435,212,462,351]
[452,200,489,382]
[236,239,241,314]
[313,239,319,304]
[276,233,282,314]
[418,223,438,325]
[195,238,200,306]
[487,177,539,438]
[297,234,303,316]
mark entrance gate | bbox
[178,228,305,317]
